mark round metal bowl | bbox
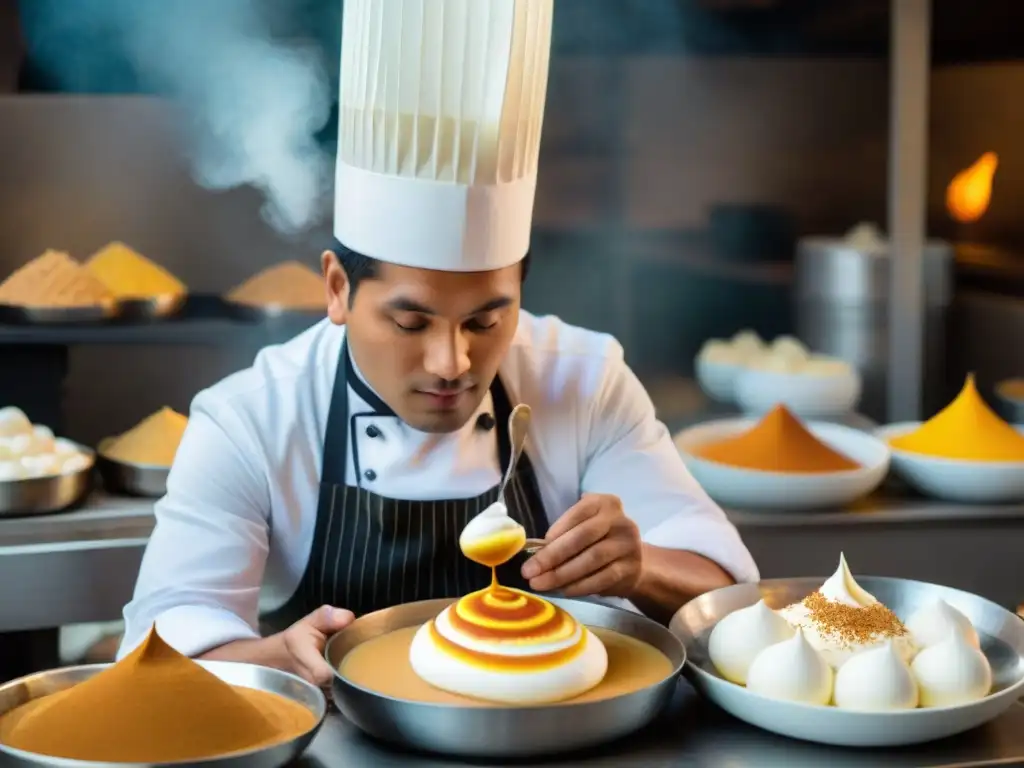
[0,447,95,518]
[96,454,169,498]
[114,294,187,322]
[325,597,685,759]
[0,302,120,325]
[0,660,327,767]
[221,300,325,324]
[670,576,1024,748]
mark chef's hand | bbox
[521,493,643,598]
[282,604,355,687]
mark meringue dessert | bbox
[778,553,916,667]
[708,599,794,684]
[746,628,833,705]
[409,502,609,704]
[707,553,994,710]
[0,407,93,481]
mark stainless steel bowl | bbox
[0,660,327,767]
[221,300,325,323]
[96,455,169,498]
[0,303,120,325]
[115,294,187,322]
[671,577,1024,747]
[0,447,95,518]
[325,597,685,759]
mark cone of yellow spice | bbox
[86,242,187,302]
[888,374,1024,462]
[100,407,188,467]
[694,405,861,473]
[0,628,317,763]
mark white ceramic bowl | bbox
[875,422,1024,503]
[695,358,745,403]
[671,577,1024,748]
[674,418,890,510]
[734,367,862,418]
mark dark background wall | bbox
[0,0,1022,447]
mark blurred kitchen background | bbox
[1,0,1023,442]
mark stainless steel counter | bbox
[295,680,1024,767]
[2,491,1024,631]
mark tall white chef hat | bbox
[333,0,554,272]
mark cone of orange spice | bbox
[694,405,860,472]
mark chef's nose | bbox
[423,331,471,381]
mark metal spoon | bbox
[498,404,531,508]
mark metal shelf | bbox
[0,296,322,346]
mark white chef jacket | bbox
[118,312,759,659]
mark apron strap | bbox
[320,337,352,486]
[490,373,514,476]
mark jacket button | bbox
[364,469,377,481]
[366,424,381,438]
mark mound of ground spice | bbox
[695,404,861,473]
[226,261,325,310]
[0,627,315,762]
[0,250,114,309]
[799,590,908,649]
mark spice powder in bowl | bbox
[890,373,1024,461]
[0,628,317,763]
[100,407,188,468]
[85,242,187,301]
[694,405,861,472]
[227,261,325,312]
[0,250,115,309]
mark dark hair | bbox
[331,239,532,303]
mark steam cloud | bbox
[21,0,335,235]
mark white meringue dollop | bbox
[709,599,795,684]
[746,629,833,706]
[0,407,32,438]
[911,631,992,707]
[778,553,916,668]
[833,640,918,711]
[819,552,877,607]
[906,599,980,650]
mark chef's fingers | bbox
[558,558,633,598]
[543,494,603,541]
[527,537,628,592]
[304,604,356,635]
[291,639,337,687]
[522,515,608,580]
[287,605,355,686]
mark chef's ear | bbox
[322,249,351,325]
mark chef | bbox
[119,0,759,685]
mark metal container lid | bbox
[795,234,953,306]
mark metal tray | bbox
[96,454,169,498]
[325,596,685,759]
[0,447,95,518]
[671,576,1024,748]
[0,660,327,767]
[114,294,187,322]
[0,302,120,325]
[221,300,325,324]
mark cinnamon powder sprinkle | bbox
[799,590,908,647]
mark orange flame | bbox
[946,152,998,224]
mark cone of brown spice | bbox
[0,250,115,309]
[226,261,325,311]
[0,627,316,762]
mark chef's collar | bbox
[345,342,394,417]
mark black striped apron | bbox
[268,339,550,624]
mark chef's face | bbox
[323,252,522,433]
